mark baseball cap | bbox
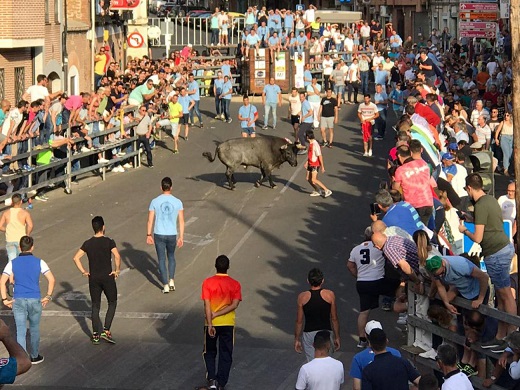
[425,256,443,273]
[470,142,483,149]
[365,320,382,336]
[442,152,454,161]
[448,142,458,151]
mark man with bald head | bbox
[0,100,11,128]
[372,231,420,282]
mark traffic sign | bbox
[459,2,498,10]
[459,30,497,38]
[459,21,498,30]
[459,12,497,20]
[127,31,144,48]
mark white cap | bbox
[365,320,382,335]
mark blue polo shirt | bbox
[284,14,294,29]
[214,78,224,95]
[296,35,307,46]
[382,201,426,237]
[263,84,281,104]
[188,80,200,101]
[246,34,260,46]
[441,256,480,300]
[349,347,401,379]
[301,100,313,123]
[3,253,51,299]
[303,70,312,87]
[221,64,232,77]
[178,95,192,114]
[268,36,279,47]
[222,80,233,100]
[362,351,420,390]
[374,91,388,111]
[374,69,388,86]
[238,104,257,128]
[258,26,268,38]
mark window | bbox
[0,69,4,101]
[45,0,50,24]
[54,0,60,23]
[14,67,25,103]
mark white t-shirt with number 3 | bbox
[348,241,385,281]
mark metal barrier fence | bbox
[406,284,518,389]
[148,16,245,48]
[0,107,142,204]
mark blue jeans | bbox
[13,298,42,358]
[485,242,515,289]
[222,99,231,121]
[360,71,369,95]
[500,134,513,171]
[189,100,202,124]
[264,103,278,127]
[334,85,345,103]
[376,109,387,138]
[6,242,19,262]
[211,29,219,45]
[154,234,177,285]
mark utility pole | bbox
[512,0,520,314]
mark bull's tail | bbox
[202,147,218,162]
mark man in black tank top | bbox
[295,268,340,362]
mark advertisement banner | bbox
[110,0,140,10]
[294,53,306,89]
[274,53,286,80]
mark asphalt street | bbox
[0,96,420,389]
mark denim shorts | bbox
[484,242,514,289]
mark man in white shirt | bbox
[436,344,473,390]
[498,181,516,236]
[295,330,344,390]
[22,74,62,104]
[474,114,491,149]
[322,54,334,91]
[360,22,371,45]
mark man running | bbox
[304,130,332,198]
[73,216,121,345]
[357,94,379,157]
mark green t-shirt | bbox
[474,194,510,257]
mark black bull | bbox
[202,135,299,190]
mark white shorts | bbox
[320,116,334,129]
[171,122,179,137]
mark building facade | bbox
[0,0,63,103]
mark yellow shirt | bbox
[94,54,107,75]
[168,102,182,124]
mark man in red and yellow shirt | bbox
[201,255,241,390]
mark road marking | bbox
[183,232,215,246]
[280,162,305,194]
[184,216,198,227]
[228,211,268,259]
[0,310,171,320]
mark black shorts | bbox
[180,113,190,125]
[291,115,300,125]
[307,165,319,172]
[71,125,84,135]
[356,278,400,312]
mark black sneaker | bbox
[490,340,509,354]
[91,333,100,345]
[100,329,116,344]
[481,338,503,349]
[31,355,44,364]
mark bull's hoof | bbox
[254,181,260,188]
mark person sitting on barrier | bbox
[484,331,520,389]
[244,28,260,60]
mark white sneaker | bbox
[363,152,368,157]
[323,189,332,198]
[163,284,169,294]
[309,191,321,197]
[419,348,438,360]
[368,149,373,157]
[220,114,225,120]
[123,163,132,169]
[112,166,124,173]
[81,146,91,153]
[98,158,109,163]
[397,314,408,325]
[169,279,175,291]
[117,152,126,157]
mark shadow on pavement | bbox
[119,242,162,290]
[53,281,92,338]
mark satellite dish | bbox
[147,26,162,40]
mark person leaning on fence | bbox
[484,331,520,388]
[459,173,516,352]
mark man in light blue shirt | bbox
[187,73,203,128]
[220,75,233,123]
[303,63,312,87]
[237,96,258,137]
[262,77,282,129]
[268,32,280,64]
[297,91,314,149]
[306,77,322,128]
[147,177,184,294]
[258,21,268,48]
[210,10,220,46]
[213,71,225,120]
[177,88,194,140]
[296,30,307,56]
[373,83,388,140]
[283,10,294,35]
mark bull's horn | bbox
[284,138,293,144]
[280,144,288,150]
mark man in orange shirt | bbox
[201,255,242,390]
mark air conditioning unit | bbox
[380,5,388,16]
